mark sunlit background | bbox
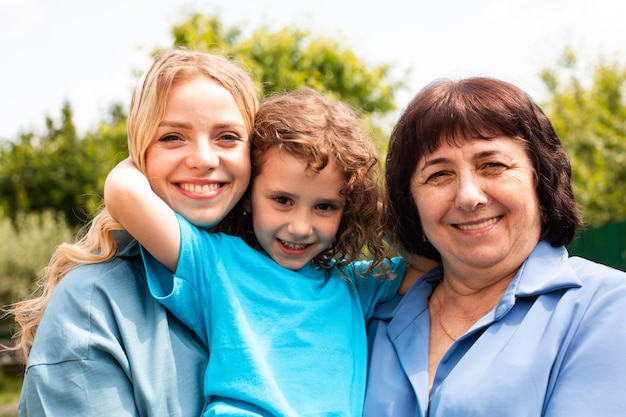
[2,0,625,138]
[1,1,625,414]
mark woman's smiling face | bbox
[410,136,541,277]
[144,77,251,228]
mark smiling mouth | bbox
[456,216,501,231]
[179,183,222,194]
[279,239,311,251]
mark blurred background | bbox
[1,0,625,414]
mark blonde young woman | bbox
[11,49,259,416]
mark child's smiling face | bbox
[248,147,345,270]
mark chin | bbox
[183,215,220,229]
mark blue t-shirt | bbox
[142,214,405,416]
[363,241,626,417]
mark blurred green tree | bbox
[540,48,626,227]
[167,13,401,116]
[0,102,127,227]
[0,211,74,335]
[0,13,403,228]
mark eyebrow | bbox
[318,197,345,205]
[422,149,502,169]
[268,188,344,204]
[421,156,449,169]
[157,120,247,130]
[158,120,190,129]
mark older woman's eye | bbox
[426,171,449,182]
[482,162,507,173]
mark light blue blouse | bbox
[19,232,208,417]
[364,241,626,417]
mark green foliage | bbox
[2,15,624,235]
[0,103,127,227]
[169,13,241,51]
[540,49,626,227]
[166,13,402,113]
[164,12,403,153]
[0,367,22,408]
[0,211,74,334]
[0,11,403,334]
[0,13,401,228]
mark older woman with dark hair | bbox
[364,77,626,417]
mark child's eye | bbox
[273,196,292,206]
[316,203,339,211]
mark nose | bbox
[287,209,314,238]
[187,138,219,170]
[455,173,488,212]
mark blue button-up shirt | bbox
[364,241,626,417]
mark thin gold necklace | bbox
[435,288,458,342]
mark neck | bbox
[433,273,511,322]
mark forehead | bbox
[424,136,529,160]
[255,148,344,196]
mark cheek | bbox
[228,147,251,169]
[505,173,540,213]
[144,153,168,195]
[411,185,433,218]
[519,190,542,228]
[144,146,171,177]
[324,214,344,240]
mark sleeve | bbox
[351,257,407,321]
[19,359,139,417]
[142,213,217,343]
[18,266,140,416]
[544,270,626,416]
[19,257,208,417]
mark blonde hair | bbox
[9,49,259,360]
[241,88,388,275]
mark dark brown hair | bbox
[385,77,582,261]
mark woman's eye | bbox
[482,162,507,173]
[426,171,449,182]
[219,133,243,142]
[158,133,182,142]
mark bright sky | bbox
[2,0,625,139]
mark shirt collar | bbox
[379,241,582,327]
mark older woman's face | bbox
[144,77,251,228]
[410,136,541,276]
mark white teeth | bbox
[281,240,308,250]
[180,183,219,194]
[457,217,499,231]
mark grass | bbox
[0,368,21,414]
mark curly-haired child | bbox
[105,88,425,416]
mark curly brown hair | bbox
[238,88,388,273]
